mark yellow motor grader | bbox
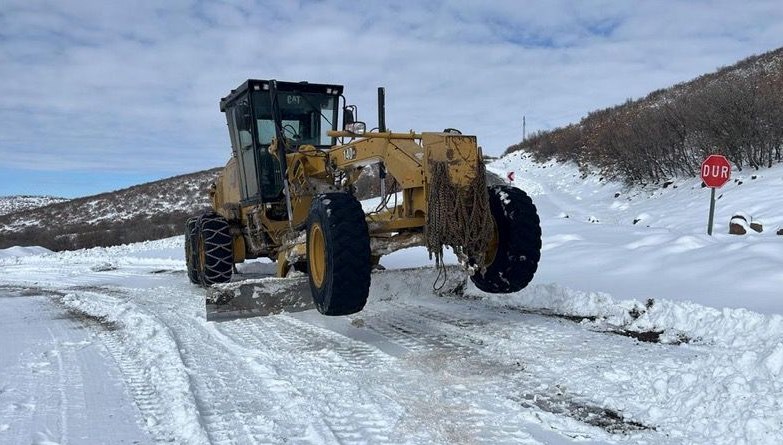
[185,79,541,316]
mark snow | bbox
[1,151,783,443]
[0,245,53,259]
[0,294,152,444]
[489,151,783,314]
[0,196,68,217]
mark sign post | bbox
[700,154,732,235]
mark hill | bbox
[0,169,220,251]
[509,47,783,184]
[0,196,69,216]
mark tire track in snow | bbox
[217,315,399,445]
[51,275,649,443]
[58,288,212,444]
[259,313,543,444]
[354,301,550,443]
[100,332,177,443]
[130,286,333,445]
[63,285,344,444]
[44,327,70,445]
[345,298,661,442]
[162,315,289,445]
[359,306,476,354]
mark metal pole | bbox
[378,87,386,133]
[707,187,716,235]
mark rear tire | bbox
[196,214,234,286]
[306,193,371,315]
[470,185,541,293]
[185,217,200,284]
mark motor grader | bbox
[185,79,541,316]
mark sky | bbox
[1,0,782,198]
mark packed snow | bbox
[1,152,782,444]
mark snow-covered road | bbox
[2,238,782,444]
[0,291,151,444]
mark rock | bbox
[730,212,763,234]
[729,216,749,235]
[729,220,747,235]
[777,228,783,236]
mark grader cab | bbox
[185,79,541,316]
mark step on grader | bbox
[185,79,541,317]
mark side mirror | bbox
[343,105,365,134]
[343,105,356,128]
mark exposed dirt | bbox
[512,389,654,435]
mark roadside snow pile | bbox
[471,282,783,348]
[56,236,186,262]
[0,245,52,259]
[0,237,183,266]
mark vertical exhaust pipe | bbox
[378,87,386,133]
[378,87,387,198]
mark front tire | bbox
[185,217,200,284]
[196,214,234,286]
[306,193,371,315]
[470,185,541,293]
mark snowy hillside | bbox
[490,151,783,314]
[1,152,782,444]
[0,169,219,232]
[0,195,68,216]
[0,169,220,250]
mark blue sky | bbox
[1,0,782,198]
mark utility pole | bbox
[522,115,526,142]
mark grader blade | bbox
[204,266,470,322]
[206,276,314,321]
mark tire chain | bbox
[198,214,233,286]
[425,160,494,270]
[184,217,200,284]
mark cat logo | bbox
[344,147,357,161]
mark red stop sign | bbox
[701,154,731,188]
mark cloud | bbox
[0,0,781,196]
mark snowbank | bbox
[0,245,52,259]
